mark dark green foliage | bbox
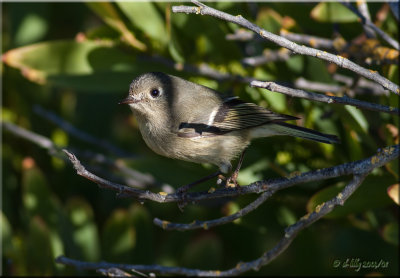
[2,2,398,276]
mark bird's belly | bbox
[137,119,250,169]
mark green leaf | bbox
[66,197,100,261]
[3,40,172,92]
[256,7,283,34]
[168,33,185,63]
[311,2,359,23]
[102,209,136,263]
[117,2,168,46]
[344,105,369,132]
[23,217,55,275]
[1,211,12,254]
[86,2,146,51]
[382,222,399,246]
[15,13,48,46]
[237,158,269,185]
[258,88,287,112]
[22,162,53,218]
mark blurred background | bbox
[1,2,398,276]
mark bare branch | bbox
[154,190,273,231]
[33,105,135,158]
[139,54,254,83]
[62,144,399,204]
[172,0,399,95]
[2,121,160,189]
[56,255,222,276]
[97,268,133,277]
[241,48,292,67]
[251,80,399,116]
[279,30,335,50]
[355,0,376,38]
[55,173,369,276]
[227,29,335,50]
[298,76,389,97]
[340,1,399,50]
[153,145,399,231]
[2,121,62,156]
[226,29,257,41]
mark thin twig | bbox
[62,145,399,203]
[294,78,343,93]
[139,54,255,83]
[56,255,224,276]
[227,29,335,50]
[280,30,335,50]
[33,105,135,158]
[241,48,292,66]
[340,1,399,50]
[172,1,399,95]
[251,80,399,116]
[2,121,62,156]
[304,75,389,96]
[2,121,160,189]
[55,173,369,276]
[153,190,273,231]
[226,29,257,41]
[355,0,376,38]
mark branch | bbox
[279,29,335,50]
[299,75,390,97]
[2,121,62,157]
[241,48,292,67]
[152,145,397,231]
[172,1,399,95]
[225,29,257,41]
[56,173,369,276]
[354,0,376,38]
[153,189,273,231]
[62,144,399,204]
[138,54,254,83]
[227,29,336,50]
[251,80,399,116]
[340,1,399,50]
[33,105,135,158]
[2,121,161,189]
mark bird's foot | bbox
[226,171,240,189]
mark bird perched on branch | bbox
[120,72,339,192]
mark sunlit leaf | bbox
[345,106,368,132]
[86,2,146,51]
[15,13,48,46]
[66,197,100,261]
[256,7,283,34]
[311,2,359,23]
[3,40,172,92]
[387,184,399,205]
[117,2,168,46]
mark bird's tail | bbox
[252,122,340,144]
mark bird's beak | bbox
[118,95,140,105]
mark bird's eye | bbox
[150,89,160,98]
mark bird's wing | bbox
[177,97,298,138]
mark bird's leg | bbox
[177,170,222,194]
[226,150,246,188]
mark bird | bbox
[119,72,339,192]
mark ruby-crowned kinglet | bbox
[120,72,339,181]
